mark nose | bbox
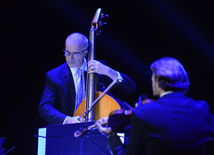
[69,53,75,59]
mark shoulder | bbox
[193,99,211,113]
[171,92,210,110]
[45,63,70,83]
[133,100,159,117]
[159,92,209,107]
[46,63,68,76]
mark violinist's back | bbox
[130,92,212,155]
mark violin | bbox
[74,97,155,138]
[74,109,132,138]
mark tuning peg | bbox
[98,21,106,27]
[104,14,109,19]
[101,13,109,19]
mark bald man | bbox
[38,33,136,124]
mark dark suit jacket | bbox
[38,62,136,124]
[109,92,214,155]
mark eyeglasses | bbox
[63,49,86,57]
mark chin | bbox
[68,63,76,67]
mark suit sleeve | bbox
[38,73,67,124]
[125,112,144,154]
[98,72,136,95]
[97,60,136,95]
[116,72,136,95]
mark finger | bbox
[96,118,103,124]
[88,69,96,74]
[88,64,97,72]
[73,116,81,122]
[80,117,85,122]
[88,60,96,66]
[95,122,105,132]
[96,117,108,124]
[73,118,80,123]
[88,66,98,74]
[78,117,85,122]
[89,60,98,63]
[95,122,101,130]
[89,66,96,70]
[73,116,81,119]
[102,117,108,122]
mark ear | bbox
[84,50,88,56]
[158,76,172,91]
[154,76,159,83]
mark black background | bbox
[1,0,214,154]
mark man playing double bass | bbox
[38,32,136,124]
[95,57,214,155]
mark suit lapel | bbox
[84,71,87,89]
[63,63,76,98]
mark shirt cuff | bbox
[63,116,69,124]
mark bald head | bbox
[64,33,88,68]
[65,33,88,50]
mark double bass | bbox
[73,8,121,122]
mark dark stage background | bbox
[1,0,214,154]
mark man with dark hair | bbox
[151,57,189,94]
[96,57,214,155]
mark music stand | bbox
[45,122,110,155]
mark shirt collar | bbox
[160,91,173,97]
[70,58,87,75]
